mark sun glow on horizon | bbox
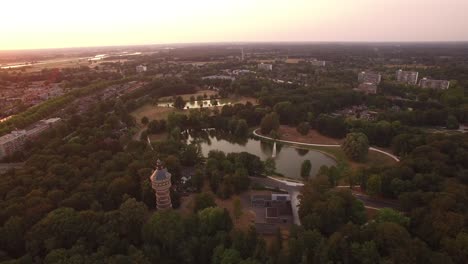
[1,0,467,50]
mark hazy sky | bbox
[1,0,467,50]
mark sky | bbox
[1,0,468,50]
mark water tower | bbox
[150,159,172,210]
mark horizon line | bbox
[2,40,468,52]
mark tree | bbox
[235,119,249,137]
[194,192,216,212]
[260,112,280,135]
[141,116,149,125]
[446,115,459,129]
[297,122,310,135]
[197,207,233,235]
[233,197,243,220]
[142,210,185,257]
[366,174,382,196]
[341,132,369,162]
[376,208,409,227]
[173,96,186,110]
[264,158,276,176]
[119,198,149,244]
[191,169,204,191]
[301,160,312,179]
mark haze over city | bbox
[1,0,468,50]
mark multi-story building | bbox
[419,78,450,90]
[26,118,61,139]
[396,69,418,85]
[150,160,172,210]
[310,59,326,67]
[258,63,273,71]
[358,71,382,84]
[136,65,147,73]
[0,118,61,159]
[0,130,27,159]
[202,75,235,81]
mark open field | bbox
[278,126,343,145]
[132,94,257,125]
[131,105,184,124]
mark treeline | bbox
[204,150,264,199]
[296,132,468,263]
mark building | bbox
[202,75,235,81]
[310,59,326,67]
[136,65,147,73]
[0,130,27,159]
[258,63,273,71]
[354,82,377,94]
[251,193,293,234]
[396,69,418,85]
[419,78,450,90]
[0,117,61,159]
[150,160,172,210]
[26,118,61,139]
[358,71,381,84]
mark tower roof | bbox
[150,159,171,181]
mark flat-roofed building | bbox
[396,69,418,85]
[0,130,27,159]
[258,63,273,71]
[136,65,147,73]
[0,118,61,159]
[419,78,450,90]
[310,59,326,67]
[358,71,381,84]
[202,75,235,81]
[27,118,61,138]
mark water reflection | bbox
[296,148,309,156]
[186,130,336,179]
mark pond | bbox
[158,99,231,109]
[185,130,336,179]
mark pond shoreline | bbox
[252,129,400,162]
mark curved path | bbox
[253,129,400,162]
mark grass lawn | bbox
[305,145,397,169]
[131,105,184,124]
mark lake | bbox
[185,130,336,179]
